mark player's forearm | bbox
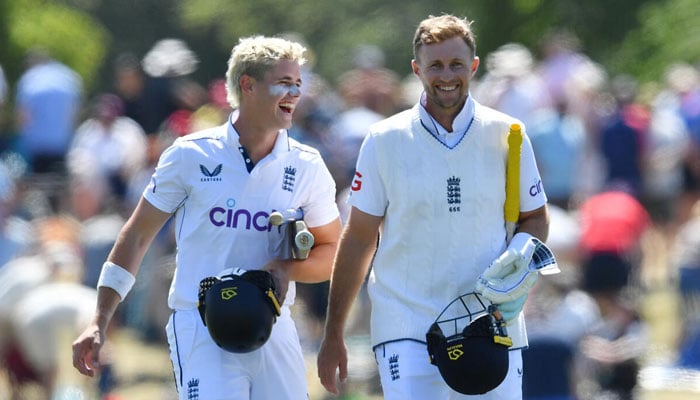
[107,229,155,276]
[323,226,377,338]
[516,205,549,242]
[289,241,338,283]
[288,217,342,283]
[92,287,123,331]
[91,198,170,328]
[108,197,171,274]
[91,228,153,330]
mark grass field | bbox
[73,291,700,400]
[2,240,700,399]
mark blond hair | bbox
[225,36,307,107]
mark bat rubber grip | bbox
[505,124,522,224]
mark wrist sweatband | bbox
[97,261,136,301]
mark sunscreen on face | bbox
[269,83,300,97]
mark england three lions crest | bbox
[447,176,461,213]
[282,165,296,192]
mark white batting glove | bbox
[476,232,558,304]
[496,294,528,322]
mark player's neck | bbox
[234,117,278,164]
[425,104,459,133]
[428,112,455,132]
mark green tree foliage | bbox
[445,0,649,66]
[90,0,188,84]
[178,0,425,83]
[1,0,108,91]
[2,0,698,100]
[177,0,660,85]
[611,0,700,82]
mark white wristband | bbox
[97,261,136,301]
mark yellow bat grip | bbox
[505,124,523,225]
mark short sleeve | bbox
[519,131,548,212]
[301,156,340,228]
[142,142,188,213]
[346,134,387,216]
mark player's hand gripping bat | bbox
[268,208,314,260]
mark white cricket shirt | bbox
[347,96,547,349]
[143,114,339,310]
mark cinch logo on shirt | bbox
[208,198,273,232]
[529,179,543,197]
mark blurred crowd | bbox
[0,30,699,400]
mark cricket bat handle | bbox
[293,221,314,260]
[505,124,523,241]
[269,208,304,226]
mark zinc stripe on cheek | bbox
[269,84,300,96]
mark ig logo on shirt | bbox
[351,171,363,191]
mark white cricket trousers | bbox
[375,340,523,400]
[166,307,308,400]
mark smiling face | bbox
[246,59,302,130]
[412,36,479,117]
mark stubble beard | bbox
[428,87,466,113]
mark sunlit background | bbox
[1,0,700,399]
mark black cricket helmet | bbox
[197,269,281,353]
[426,292,513,395]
